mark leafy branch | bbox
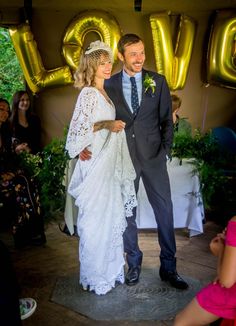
[172,129,233,209]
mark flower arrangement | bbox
[143,73,156,94]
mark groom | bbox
[104,34,188,290]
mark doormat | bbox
[51,268,202,321]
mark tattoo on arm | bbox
[94,121,112,132]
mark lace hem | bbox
[105,213,127,263]
[115,131,137,218]
[80,268,124,295]
[122,179,137,217]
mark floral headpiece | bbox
[85,40,113,61]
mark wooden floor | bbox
[1,218,222,326]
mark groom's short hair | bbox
[118,34,143,55]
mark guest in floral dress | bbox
[0,98,45,248]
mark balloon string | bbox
[201,84,209,133]
[233,35,236,67]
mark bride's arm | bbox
[65,88,97,159]
[79,120,126,161]
[93,120,126,132]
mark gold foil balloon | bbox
[62,10,122,71]
[150,11,196,90]
[9,24,73,94]
[207,9,236,89]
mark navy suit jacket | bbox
[105,69,173,167]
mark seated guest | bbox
[174,215,236,326]
[0,98,46,248]
[10,90,41,154]
[171,94,192,137]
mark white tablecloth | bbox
[136,157,204,236]
[64,157,204,237]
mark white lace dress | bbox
[65,87,137,295]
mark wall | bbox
[30,8,236,145]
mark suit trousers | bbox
[123,157,177,272]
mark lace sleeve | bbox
[65,87,98,158]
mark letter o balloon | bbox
[62,10,122,71]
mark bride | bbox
[65,40,137,295]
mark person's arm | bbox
[65,88,97,159]
[93,120,125,132]
[218,216,236,288]
[79,120,126,160]
[159,76,174,156]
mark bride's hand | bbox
[108,120,126,132]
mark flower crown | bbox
[84,40,113,61]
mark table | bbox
[136,157,204,236]
[64,157,204,237]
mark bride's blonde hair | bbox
[74,41,113,90]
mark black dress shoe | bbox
[125,266,141,286]
[159,270,189,290]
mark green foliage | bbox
[171,129,229,209]
[0,28,25,102]
[172,130,221,162]
[38,137,69,219]
[18,132,69,221]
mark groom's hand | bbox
[79,148,92,161]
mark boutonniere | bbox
[143,73,156,94]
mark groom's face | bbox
[118,40,145,76]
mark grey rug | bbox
[51,269,202,321]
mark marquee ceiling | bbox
[1,0,236,12]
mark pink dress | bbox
[196,220,236,319]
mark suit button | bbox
[132,134,135,138]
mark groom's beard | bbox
[123,61,144,74]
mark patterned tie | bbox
[130,76,139,116]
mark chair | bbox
[212,126,236,155]
[211,127,236,221]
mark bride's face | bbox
[95,54,112,81]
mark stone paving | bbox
[1,219,222,326]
